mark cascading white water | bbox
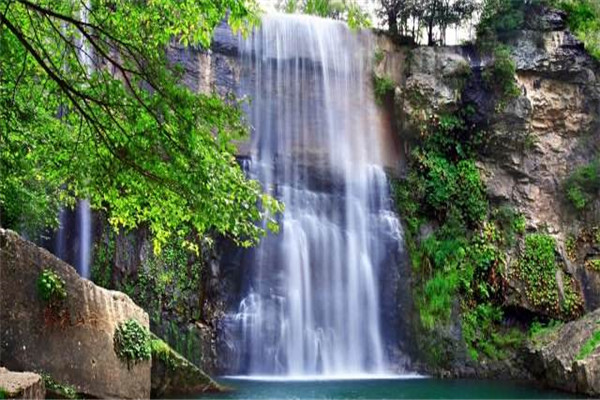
[228,14,404,378]
[77,199,91,279]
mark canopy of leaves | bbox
[0,0,283,251]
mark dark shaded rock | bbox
[150,334,222,398]
[527,308,600,396]
[0,229,150,399]
[0,368,45,399]
[524,7,568,32]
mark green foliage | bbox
[37,269,67,307]
[0,0,284,252]
[419,265,461,330]
[493,205,526,245]
[151,338,177,370]
[529,319,563,339]
[516,234,583,318]
[41,373,77,399]
[477,0,531,47]
[564,159,600,211]
[113,319,151,367]
[483,45,520,109]
[374,48,385,65]
[517,234,560,313]
[112,236,206,323]
[91,231,115,289]
[282,0,371,29]
[346,2,372,29]
[412,151,487,227]
[555,0,600,60]
[577,325,600,360]
[462,304,524,361]
[587,259,600,272]
[0,387,6,399]
[303,0,336,17]
[373,74,395,104]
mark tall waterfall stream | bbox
[226,14,404,378]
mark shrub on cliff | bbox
[555,0,600,60]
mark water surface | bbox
[194,378,580,399]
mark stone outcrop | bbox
[374,6,600,390]
[0,368,45,399]
[377,6,600,314]
[0,228,150,399]
[150,334,222,397]
[527,308,600,396]
[484,16,600,313]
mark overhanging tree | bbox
[0,0,283,252]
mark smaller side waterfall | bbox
[77,200,91,279]
[52,200,92,279]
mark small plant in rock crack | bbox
[37,269,67,307]
[113,319,151,368]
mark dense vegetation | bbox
[554,0,600,59]
[0,0,282,253]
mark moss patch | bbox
[150,333,222,397]
[514,234,583,319]
[577,325,600,360]
[40,373,78,399]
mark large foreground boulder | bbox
[0,368,45,399]
[0,229,150,399]
[527,308,600,396]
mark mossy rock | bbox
[150,333,223,397]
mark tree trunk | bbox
[388,9,398,35]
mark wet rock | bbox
[0,368,44,399]
[527,308,600,396]
[0,229,150,399]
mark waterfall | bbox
[77,200,91,279]
[227,14,404,377]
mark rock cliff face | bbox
[375,5,600,390]
[0,228,151,399]
[378,11,600,307]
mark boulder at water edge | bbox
[0,228,150,399]
[527,308,600,396]
[0,368,45,399]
